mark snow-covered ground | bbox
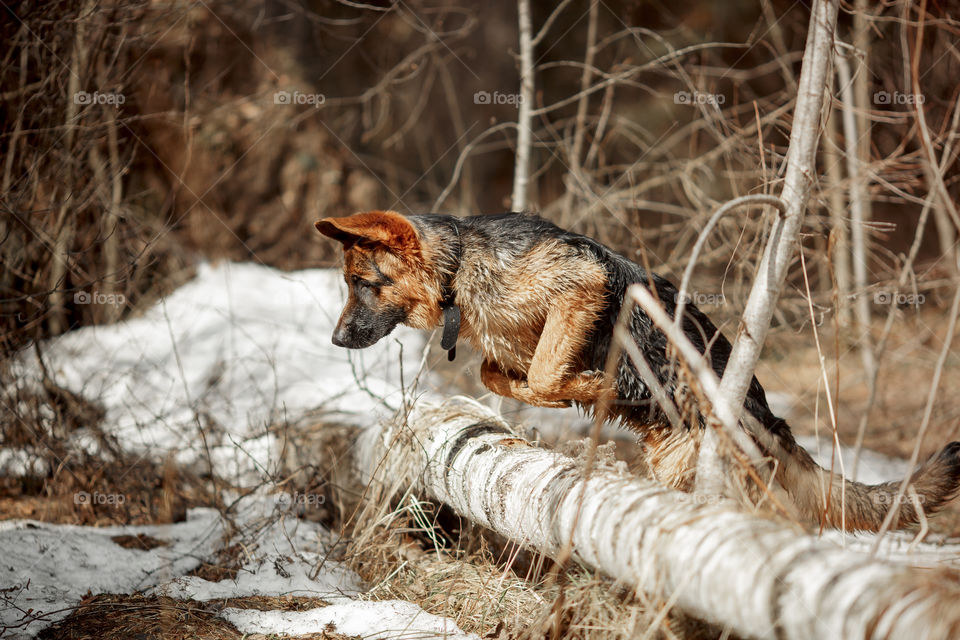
[2,261,956,638]
[1,505,223,636]
[2,262,482,639]
[1,490,477,639]
[7,262,427,486]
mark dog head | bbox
[316,211,441,348]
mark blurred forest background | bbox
[2,0,960,451]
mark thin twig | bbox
[511,0,534,212]
[835,47,876,379]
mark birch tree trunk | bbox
[357,399,960,640]
[511,0,534,211]
[717,0,840,418]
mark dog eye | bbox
[352,276,377,290]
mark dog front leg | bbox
[523,294,608,406]
[480,359,570,408]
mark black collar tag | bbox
[439,216,462,362]
[441,304,461,361]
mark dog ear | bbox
[315,211,420,255]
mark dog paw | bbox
[480,361,519,398]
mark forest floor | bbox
[3,264,959,639]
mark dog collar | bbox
[439,218,462,361]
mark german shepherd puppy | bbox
[317,210,960,531]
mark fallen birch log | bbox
[356,399,960,640]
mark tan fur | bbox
[642,427,700,491]
[454,240,609,407]
[376,247,444,330]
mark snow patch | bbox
[156,490,363,602]
[0,508,222,637]
[2,264,465,639]
[222,600,480,640]
[795,435,910,484]
[10,262,426,486]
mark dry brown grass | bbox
[342,511,727,640]
[317,302,960,639]
[37,594,352,640]
[0,454,213,526]
[7,316,958,639]
[186,543,246,583]
[4,304,956,640]
[760,309,960,458]
[756,309,960,536]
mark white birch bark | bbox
[717,0,840,418]
[511,0,534,211]
[357,399,960,640]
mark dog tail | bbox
[752,416,960,531]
